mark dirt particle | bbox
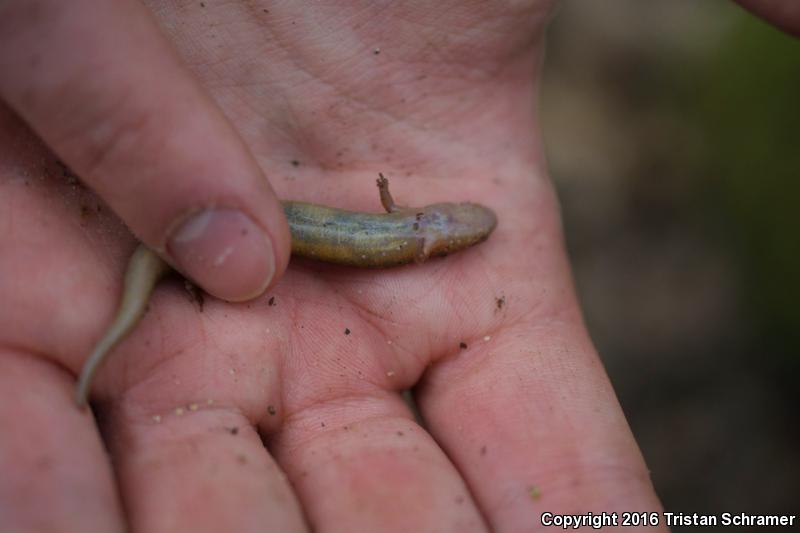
[79,205,92,226]
[34,456,54,471]
[175,407,185,416]
[268,296,276,306]
[373,47,381,55]
[291,159,300,167]
[200,1,205,6]
[460,342,468,350]
[184,280,205,311]
[152,415,162,423]
[528,485,542,501]
[56,160,80,184]
[396,430,404,437]
[496,295,506,310]
[188,403,199,411]
[228,426,239,435]
[267,405,277,416]
[344,328,350,335]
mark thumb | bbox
[0,0,290,302]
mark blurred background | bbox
[540,0,799,524]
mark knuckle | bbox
[54,86,161,186]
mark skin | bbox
[2,1,795,532]
[75,177,498,407]
[734,0,800,36]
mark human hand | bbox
[735,0,800,36]
[0,1,673,531]
[0,0,292,302]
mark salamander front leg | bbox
[376,173,407,213]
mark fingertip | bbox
[166,208,280,302]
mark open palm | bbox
[0,1,666,532]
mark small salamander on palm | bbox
[75,175,497,406]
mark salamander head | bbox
[417,202,498,256]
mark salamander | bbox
[74,175,497,406]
